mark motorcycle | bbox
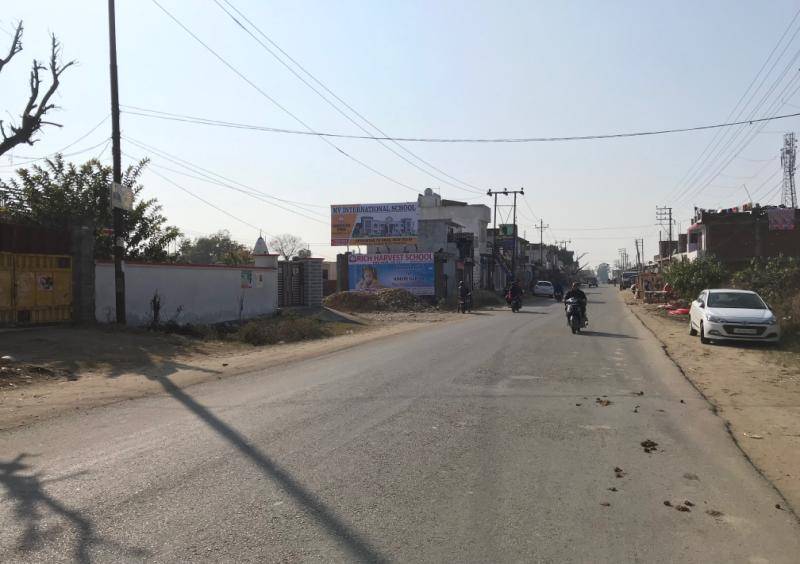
[565,297,583,334]
[506,291,522,312]
[458,291,472,314]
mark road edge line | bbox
[624,297,800,523]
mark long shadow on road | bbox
[0,454,148,563]
[579,330,637,339]
[151,372,387,562]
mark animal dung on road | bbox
[683,473,700,481]
[675,505,691,512]
[664,500,673,507]
[614,466,626,478]
[684,500,695,507]
[706,509,724,517]
[635,391,644,396]
[608,487,618,492]
[596,398,612,406]
[600,502,611,507]
[633,405,640,413]
[641,439,659,453]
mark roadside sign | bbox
[111,182,133,211]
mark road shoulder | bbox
[621,289,800,515]
[0,313,464,432]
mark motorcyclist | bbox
[564,281,588,326]
[458,281,470,312]
[553,280,564,298]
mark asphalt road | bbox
[2,286,799,563]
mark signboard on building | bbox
[348,252,434,295]
[331,202,418,246]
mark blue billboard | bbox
[348,252,435,296]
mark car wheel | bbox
[699,322,710,344]
[689,318,697,336]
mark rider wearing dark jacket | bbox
[564,282,588,323]
[508,280,523,300]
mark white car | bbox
[533,281,555,297]
[689,289,780,344]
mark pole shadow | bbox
[150,372,386,563]
[0,454,149,563]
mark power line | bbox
[123,135,329,212]
[664,6,800,203]
[212,0,482,195]
[549,224,655,231]
[123,137,328,223]
[674,38,800,205]
[141,161,264,234]
[149,0,419,195]
[676,71,800,206]
[0,115,110,168]
[122,104,800,145]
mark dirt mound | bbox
[324,289,428,312]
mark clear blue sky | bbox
[2,1,799,268]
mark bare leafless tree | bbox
[0,22,76,157]
[269,233,306,260]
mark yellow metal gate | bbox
[0,252,72,324]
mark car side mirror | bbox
[698,302,705,309]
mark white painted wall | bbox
[95,262,278,326]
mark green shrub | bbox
[664,255,727,300]
[731,256,800,333]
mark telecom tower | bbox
[781,132,797,208]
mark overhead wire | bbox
[678,74,800,206]
[123,136,328,223]
[212,0,483,195]
[149,0,420,195]
[128,153,265,234]
[673,27,800,205]
[0,115,110,168]
[121,104,800,145]
[664,5,800,203]
[122,135,329,212]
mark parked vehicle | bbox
[689,289,780,344]
[620,271,638,289]
[533,281,555,297]
[565,297,583,333]
[587,277,599,288]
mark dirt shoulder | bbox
[0,310,462,432]
[622,291,800,513]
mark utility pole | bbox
[108,0,125,324]
[537,219,550,267]
[487,188,524,285]
[656,205,673,259]
[488,190,498,290]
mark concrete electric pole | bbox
[108,0,126,324]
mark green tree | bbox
[664,255,727,299]
[178,230,252,265]
[0,154,181,261]
[731,255,800,308]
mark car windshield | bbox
[707,292,765,309]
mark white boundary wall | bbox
[96,261,278,326]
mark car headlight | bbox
[706,314,725,323]
[766,315,778,326]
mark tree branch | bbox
[0,31,76,157]
[0,21,23,74]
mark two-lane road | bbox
[2,286,798,562]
